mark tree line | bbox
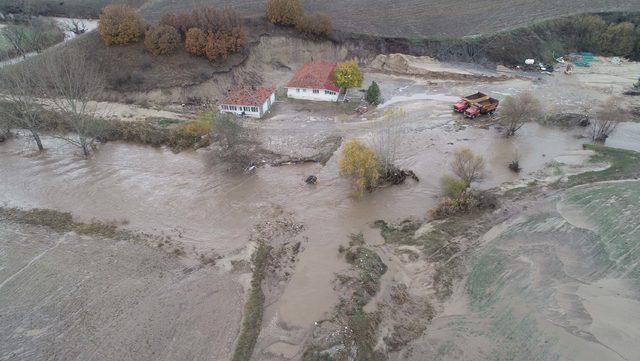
[97,4,246,61]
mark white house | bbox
[219,86,276,119]
[285,60,343,102]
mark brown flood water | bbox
[0,116,589,327]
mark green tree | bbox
[598,22,636,56]
[440,175,468,198]
[339,139,379,196]
[334,59,363,89]
[365,81,381,105]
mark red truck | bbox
[464,97,499,119]
[453,92,489,113]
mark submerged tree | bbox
[592,97,625,143]
[339,139,379,196]
[450,148,485,186]
[372,108,403,175]
[41,46,106,156]
[0,61,46,151]
[499,91,543,136]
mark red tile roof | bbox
[286,60,341,93]
[221,87,276,107]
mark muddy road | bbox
[1,56,639,360]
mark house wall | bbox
[286,88,340,102]
[219,92,276,119]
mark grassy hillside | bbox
[140,0,640,38]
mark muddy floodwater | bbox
[1,59,639,360]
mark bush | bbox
[266,0,304,26]
[185,27,207,56]
[295,13,332,38]
[440,175,468,198]
[429,191,497,220]
[144,25,180,55]
[334,59,363,89]
[160,12,193,38]
[365,81,381,105]
[204,29,245,61]
[98,4,146,45]
[339,139,380,196]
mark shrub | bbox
[334,59,363,89]
[160,12,193,37]
[266,0,304,26]
[365,81,381,105]
[598,22,636,55]
[204,29,245,61]
[339,139,380,196]
[170,110,212,150]
[144,25,180,55]
[450,148,485,186]
[185,27,207,56]
[295,13,332,38]
[440,175,468,198]
[98,4,146,45]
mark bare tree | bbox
[372,107,404,174]
[63,19,87,35]
[2,25,30,59]
[499,91,543,136]
[451,148,485,186]
[0,61,46,151]
[30,17,64,53]
[40,46,106,156]
[592,97,625,143]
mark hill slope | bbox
[140,0,640,37]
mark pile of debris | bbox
[379,167,420,186]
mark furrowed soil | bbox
[140,0,640,38]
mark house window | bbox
[296,88,301,93]
[229,105,236,111]
[243,106,250,111]
[313,89,320,94]
[303,89,307,93]
[222,105,229,110]
[251,107,258,112]
[325,90,335,95]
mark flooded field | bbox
[1,56,639,360]
[398,180,640,361]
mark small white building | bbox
[285,60,343,102]
[219,86,276,119]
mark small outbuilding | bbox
[286,60,342,102]
[219,86,276,119]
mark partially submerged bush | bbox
[266,0,304,26]
[98,4,146,45]
[339,139,380,196]
[440,175,468,198]
[144,25,180,55]
[429,190,497,220]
